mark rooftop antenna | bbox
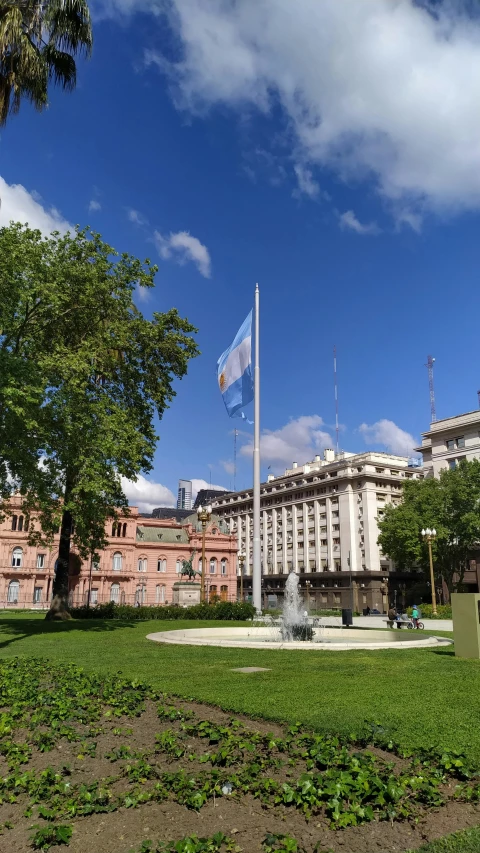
[233,429,238,491]
[425,355,436,423]
[333,345,340,455]
[477,390,480,410]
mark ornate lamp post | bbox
[197,504,212,603]
[305,579,311,614]
[237,549,246,602]
[421,528,438,616]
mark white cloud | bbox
[240,415,333,474]
[221,460,235,476]
[154,230,211,278]
[339,209,380,235]
[88,199,101,213]
[127,208,147,226]
[121,474,176,514]
[191,478,228,500]
[359,419,417,457]
[0,175,71,234]
[293,163,320,199]
[140,0,480,217]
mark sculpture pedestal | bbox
[172,581,201,608]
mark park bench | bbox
[385,619,410,629]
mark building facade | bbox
[212,449,425,611]
[0,497,237,609]
[415,410,480,477]
[177,480,193,510]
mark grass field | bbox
[0,613,477,761]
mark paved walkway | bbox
[320,615,453,632]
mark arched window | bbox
[12,547,23,568]
[138,558,147,573]
[198,558,203,574]
[209,584,217,602]
[176,558,183,574]
[122,523,127,537]
[113,552,122,571]
[135,585,146,605]
[220,585,228,601]
[221,558,227,576]
[157,558,166,573]
[209,557,217,575]
[7,580,19,603]
[18,515,24,532]
[156,584,166,604]
[110,583,120,603]
[11,515,17,531]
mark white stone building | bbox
[212,449,425,611]
[415,410,480,477]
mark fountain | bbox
[280,572,314,642]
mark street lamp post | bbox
[238,550,246,602]
[421,528,438,616]
[197,504,212,603]
[305,579,311,614]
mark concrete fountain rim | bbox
[146,625,453,652]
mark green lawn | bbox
[410,827,480,853]
[0,613,477,762]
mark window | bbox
[446,439,455,450]
[93,559,100,571]
[209,558,217,574]
[33,587,42,603]
[456,436,465,448]
[209,584,217,602]
[36,554,46,569]
[157,558,166,573]
[135,585,146,605]
[90,588,98,604]
[113,552,122,571]
[122,523,127,537]
[156,584,166,604]
[11,515,17,531]
[18,515,24,532]
[11,547,23,568]
[221,559,227,576]
[176,559,183,574]
[7,580,19,603]
[198,558,203,574]
[110,583,120,603]
[138,558,147,573]
[448,459,456,470]
[220,585,228,601]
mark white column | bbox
[282,506,288,573]
[303,502,309,572]
[314,499,321,572]
[245,513,251,576]
[292,505,298,571]
[262,509,268,575]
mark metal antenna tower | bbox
[233,429,238,492]
[334,345,340,454]
[477,390,480,410]
[425,355,436,423]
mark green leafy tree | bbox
[0,222,199,618]
[0,0,92,125]
[378,459,480,591]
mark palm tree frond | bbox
[43,43,75,89]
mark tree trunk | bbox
[45,479,74,620]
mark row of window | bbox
[11,515,29,532]
[8,548,230,574]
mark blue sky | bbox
[2,0,480,511]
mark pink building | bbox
[0,497,238,609]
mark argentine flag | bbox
[217,312,254,419]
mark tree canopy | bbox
[0,222,199,616]
[377,459,480,591]
[0,0,92,125]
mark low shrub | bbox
[406,604,452,619]
[71,600,256,622]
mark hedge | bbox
[71,601,256,622]
[406,604,452,619]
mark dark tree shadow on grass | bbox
[0,616,136,651]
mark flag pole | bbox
[253,283,261,613]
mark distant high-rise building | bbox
[177,479,193,510]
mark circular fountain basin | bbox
[147,626,452,651]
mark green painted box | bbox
[451,593,480,659]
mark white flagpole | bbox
[253,283,261,613]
